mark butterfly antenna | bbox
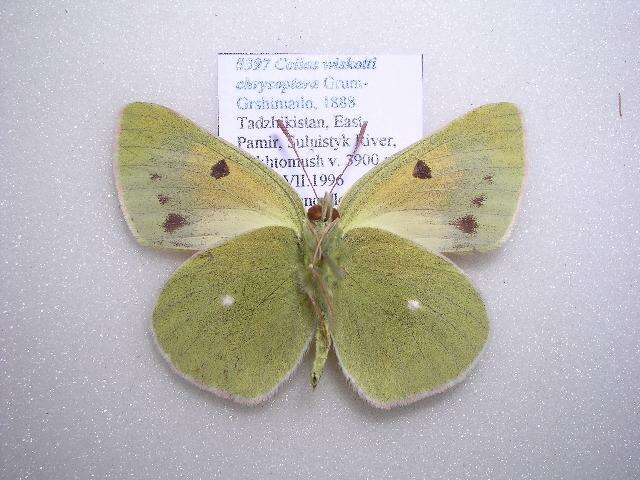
[277,119,320,201]
[328,121,368,196]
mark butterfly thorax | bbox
[300,192,344,388]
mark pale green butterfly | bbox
[115,102,525,408]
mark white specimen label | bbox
[217,53,423,207]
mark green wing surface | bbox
[152,226,314,403]
[332,228,489,408]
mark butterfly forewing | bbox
[338,103,525,253]
[116,102,305,250]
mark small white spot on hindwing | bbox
[407,299,422,311]
[221,295,235,308]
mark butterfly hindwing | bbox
[331,228,489,408]
[116,102,305,250]
[338,103,525,253]
[152,226,314,403]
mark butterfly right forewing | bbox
[338,103,525,253]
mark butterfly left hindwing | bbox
[152,226,314,403]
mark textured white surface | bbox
[1,2,638,479]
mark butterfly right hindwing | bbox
[331,227,489,408]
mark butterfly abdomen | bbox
[298,192,346,389]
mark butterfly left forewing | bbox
[331,227,489,408]
[116,102,305,250]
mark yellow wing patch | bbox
[339,103,525,253]
[115,103,304,250]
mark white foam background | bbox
[1,2,638,479]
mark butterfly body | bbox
[115,102,525,408]
[300,193,344,387]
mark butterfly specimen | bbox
[115,102,525,409]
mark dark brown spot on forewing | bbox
[211,160,230,179]
[163,213,188,233]
[150,173,162,181]
[413,160,432,179]
[157,194,169,205]
[483,175,493,183]
[472,195,486,207]
[452,215,478,235]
